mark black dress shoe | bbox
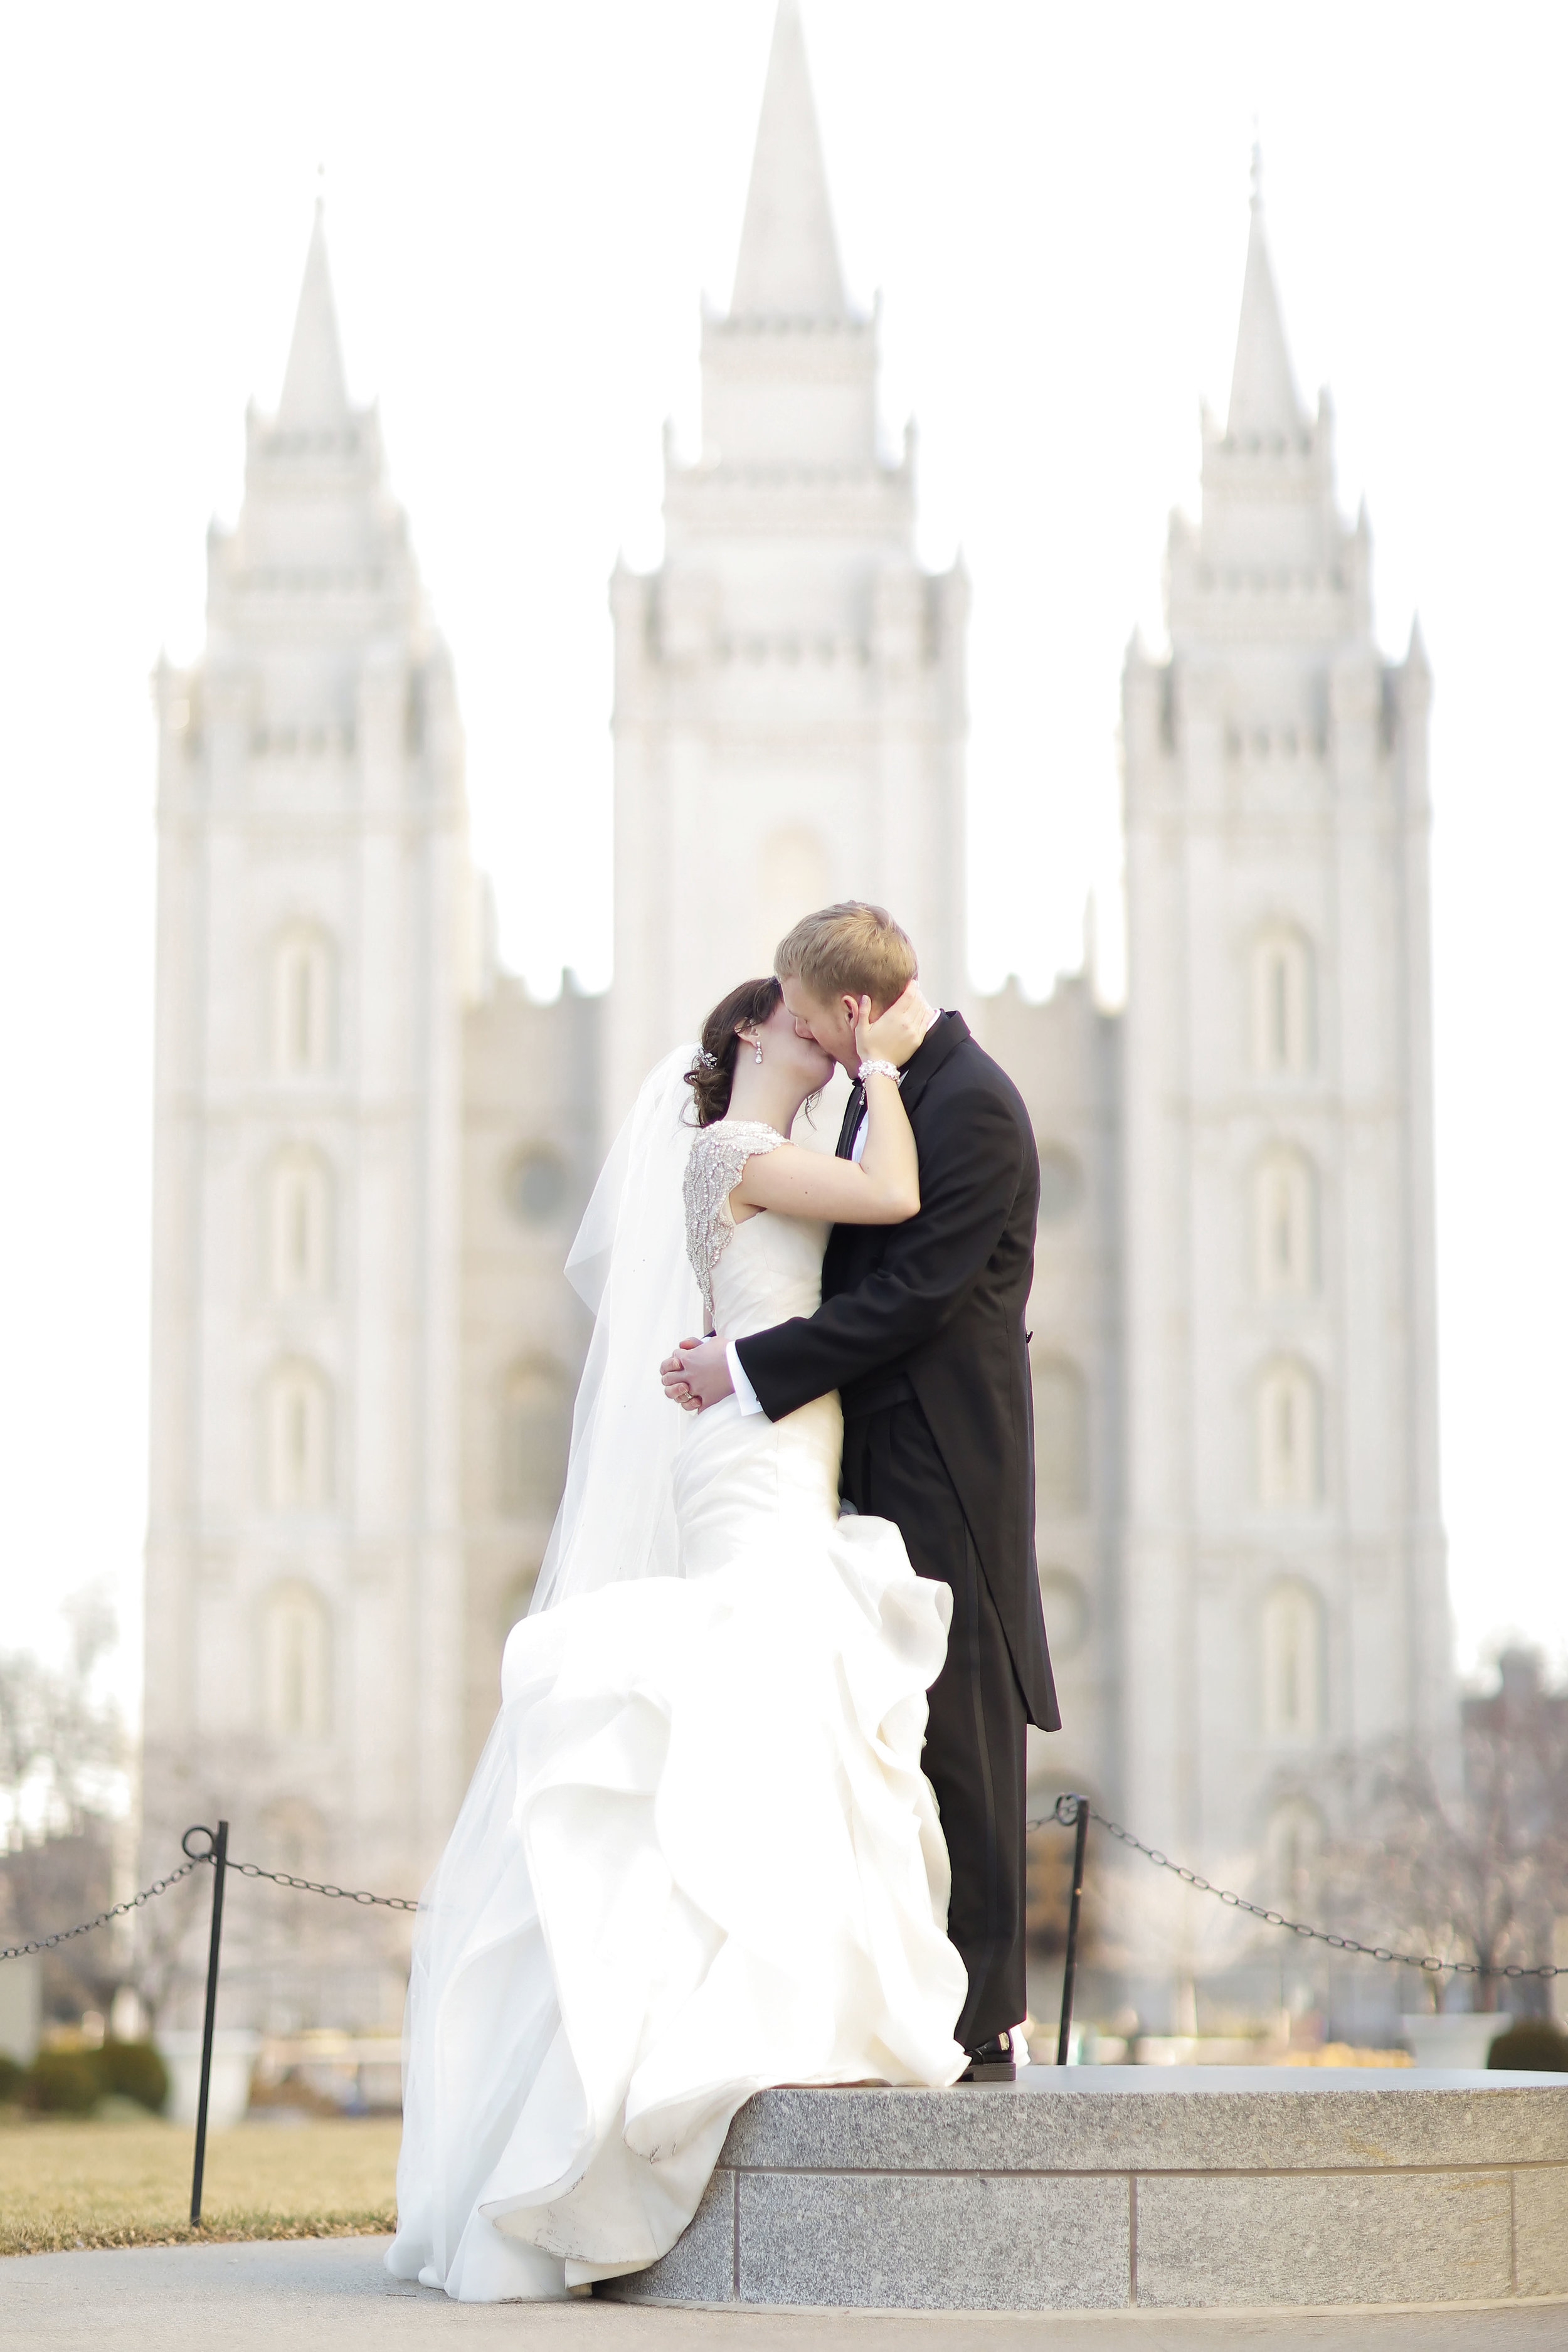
[957,2030,1018,2083]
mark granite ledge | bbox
[718,2070,1568,2176]
[1134,2166,1514,2308]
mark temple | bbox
[143,34,1448,2040]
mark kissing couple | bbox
[387,901,1059,2302]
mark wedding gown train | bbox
[386,1173,967,2302]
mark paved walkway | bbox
[3,2237,1565,2349]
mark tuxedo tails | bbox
[735,1012,1057,2044]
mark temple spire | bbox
[730,0,847,319]
[1226,146,1303,437]
[277,200,350,426]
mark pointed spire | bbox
[1226,146,1303,438]
[1406,612,1430,677]
[730,0,847,319]
[277,201,350,426]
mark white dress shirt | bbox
[726,1010,942,1417]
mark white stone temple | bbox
[607,0,967,1127]
[1116,168,1449,1892]
[142,3,1449,2032]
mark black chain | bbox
[228,1862,418,1914]
[0,1858,206,1962]
[180,1826,419,1912]
[1030,1796,1562,1981]
[0,1838,421,1963]
[8,1804,1559,1981]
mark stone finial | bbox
[1405,611,1431,679]
[1226,162,1304,439]
[277,199,351,428]
[729,0,847,320]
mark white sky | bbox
[1,1,1564,1710]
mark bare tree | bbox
[1317,1651,1568,2013]
[0,1584,128,2021]
[124,1857,210,2032]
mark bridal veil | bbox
[528,1044,701,1615]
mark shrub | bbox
[0,2056,24,2104]
[1488,2020,1568,2072]
[93,2040,167,2112]
[23,2051,100,2114]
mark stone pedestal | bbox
[0,1953,41,2065]
[604,2066,1568,2313]
[1399,2011,1508,2069]
[156,2030,260,2129]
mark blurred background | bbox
[2,0,1567,2069]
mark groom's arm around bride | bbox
[667,903,1057,2063]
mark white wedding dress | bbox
[386,1110,967,2302]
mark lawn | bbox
[0,2109,401,2255]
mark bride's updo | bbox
[685,977,782,1126]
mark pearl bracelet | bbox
[857,1058,903,1086]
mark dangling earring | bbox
[753,1038,763,1064]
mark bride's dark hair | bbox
[685,977,782,1126]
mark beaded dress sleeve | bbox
[683,1120,787,1328]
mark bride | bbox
[386,975,967,2302]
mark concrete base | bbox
[4,2238,1566,2351]
[604,2065,1568,2314]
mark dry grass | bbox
[1278,2043,1414,2068]
[0,2109,400,2255]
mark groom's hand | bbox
[660,1339,702,1412]
[659,1335,734,1412]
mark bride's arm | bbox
[733,1079,916,1225]
[733,997,922,1226]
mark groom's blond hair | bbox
[774,903,918,1010]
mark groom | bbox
[662,903,1058,2079]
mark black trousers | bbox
[840,1397,1028,2048]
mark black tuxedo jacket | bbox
[735,1012,1059,1730]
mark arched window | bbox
[756,827,830,974]
[1251,927,1314,1077]
[263,1360,332,1510]
[1253,1147,1318,1298]
[1036,1146,1083,1226]
[1263,1794,1327,1898]
[1037,1566,1090,1663]
[261,1581,331,1740]
[268,1150,332,1297]
[1261,1582,1327,1744]
[500,1569,539,1640]
[1256,1359,1321,1508]
[272,928,334,1076]
[1033,1355,1088,1517]
[504,1147,568,1227]
[498,1359,573,1519]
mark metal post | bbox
[186,1821,229,2227]
[1056,1795,1089,2066]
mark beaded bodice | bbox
[683,1120,787,1328]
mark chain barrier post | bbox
[184,1822,229,2228]
[1055,1794,1089,2066]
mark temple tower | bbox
[607,0,968,1119]
[143,211,475,2025]
[1118,164,1449,1892]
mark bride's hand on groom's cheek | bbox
[857,982,926,1068]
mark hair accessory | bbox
[694,1047,717,1069]
[857,1058,903,1088]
